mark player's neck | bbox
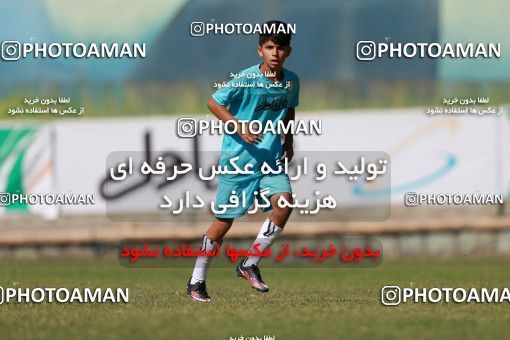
[259,63,283,82]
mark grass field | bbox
[1,258,510,339]
[2,82,509,120]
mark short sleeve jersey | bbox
[212,63,300,182]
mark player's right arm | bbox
[207,97,262,145]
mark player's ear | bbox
[257,45,263,58]
[286,46,292,57]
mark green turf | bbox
[2,83,509,120]
[1,258,510,339]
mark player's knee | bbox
[207,218,234,241]
[214,217,233,229]
[274,193,294,218]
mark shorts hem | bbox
[213,213,246,219]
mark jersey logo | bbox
[255,96,288,112]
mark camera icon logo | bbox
[356,41,376,61]
[1,41,21,61]
[190,22,206,37]
[0,193,11,207]
[381,286,401,306]
[404,192,419,207]
[177,118,197,138]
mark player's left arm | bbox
[282,107,295,162]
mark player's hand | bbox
[237,121,263,145]
[282,140,294,162]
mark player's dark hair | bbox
[259,20,292,47]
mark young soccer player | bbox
[187,20,300,302]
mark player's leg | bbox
[237,174,293,292]
[245,191,292,266]
[267,191,293,228]
[191,217,234,284]
[205,217,234,241]
[187,176,256,301]
[187,217,233,302]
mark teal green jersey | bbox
[212,63,300,182]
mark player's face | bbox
[257,40,291,71]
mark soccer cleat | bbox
[236,258,269,293]
[186,278,211,302]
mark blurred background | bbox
[0,0,509,260]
